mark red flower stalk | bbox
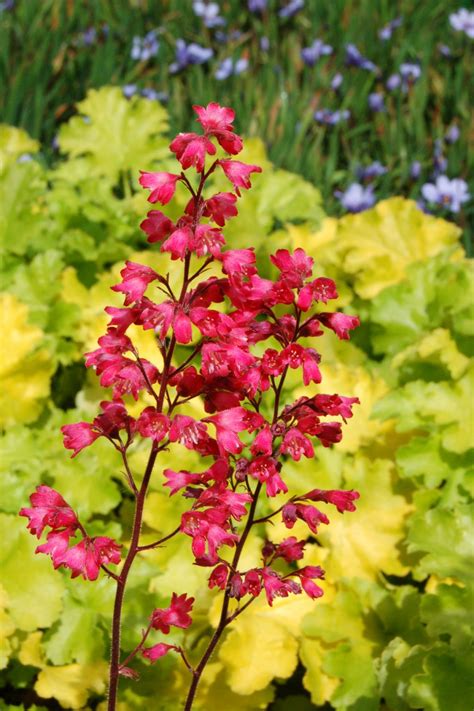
[20,102,361,710]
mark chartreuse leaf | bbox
[371,584,428,647]
[0,124,39,167]
[323,641,378,710]
[420,584,472,653]
[0,294,54,426]
[369,253,474,357]
[303,586,369,644]
[5,407,122,519]
[315,456,411,581]
[8,250,65,324]
[407,647,473,711]
[0,426,46,513]
[6,250,82,364]
[391,328,470,381]
[194,667,275,710]
[374,366,474,453]
[0,159,50,258]
[34,660,108,709]
[378,638,426,711]
[301,582,383,710]
[47,164,145,270]
[44,606,100,666]
[302,580,432,710]
[407,503,473,583]
[18,631,45,668]
[396,434,452,489]
[0,584,16,670]
[58,87,169,183]
[288,217,338,263]
[0,514,64,632]
[334,198,462,299]
[300,639,339,706]
[1,292,46,368]
[218,594,315,695]
[43,578,114,664]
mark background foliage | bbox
[0,87,472,710]
[0,0,472,240]
[1,0,473,708]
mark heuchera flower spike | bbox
[21,102,361,709]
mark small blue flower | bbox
[356,162,387,180]
[314,108,350,126]
[421,175,470,213]
[400,62,421,80]
[193,1,225,28]
[368,92,385,112]
[279,0,304,19]
[169,39,213,73]
[335,183,376,212]
[386,73,401,91]
[260,36,270,52]
[0,0,14,11]
[399,62,421,88]
[445,124,460,144]
[345,43,378,72]
[141,88,168,102]
[438,43,452,58]
[215,57,249,80]
[248,0,267,11]
[449,8,474,38]
[17,153,33,163]
[331,73,343,91]
[215,58,234,80]
[122,84,138,99]
[234,57,249,74]
[301,39,333,66]
[378,17,402,41]
[410,161,422,179]
[131,30,159,62]
[81,27,97,46]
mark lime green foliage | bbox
[58,87,169,182]
[0,90,472,709]
[0,294,54,426]
[290,199,463,302]
[0,515,64,632]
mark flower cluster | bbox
[20,486,121,581]
[21,103,360,702]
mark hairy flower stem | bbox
[108,444,159,710]
[183,481,263,711]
